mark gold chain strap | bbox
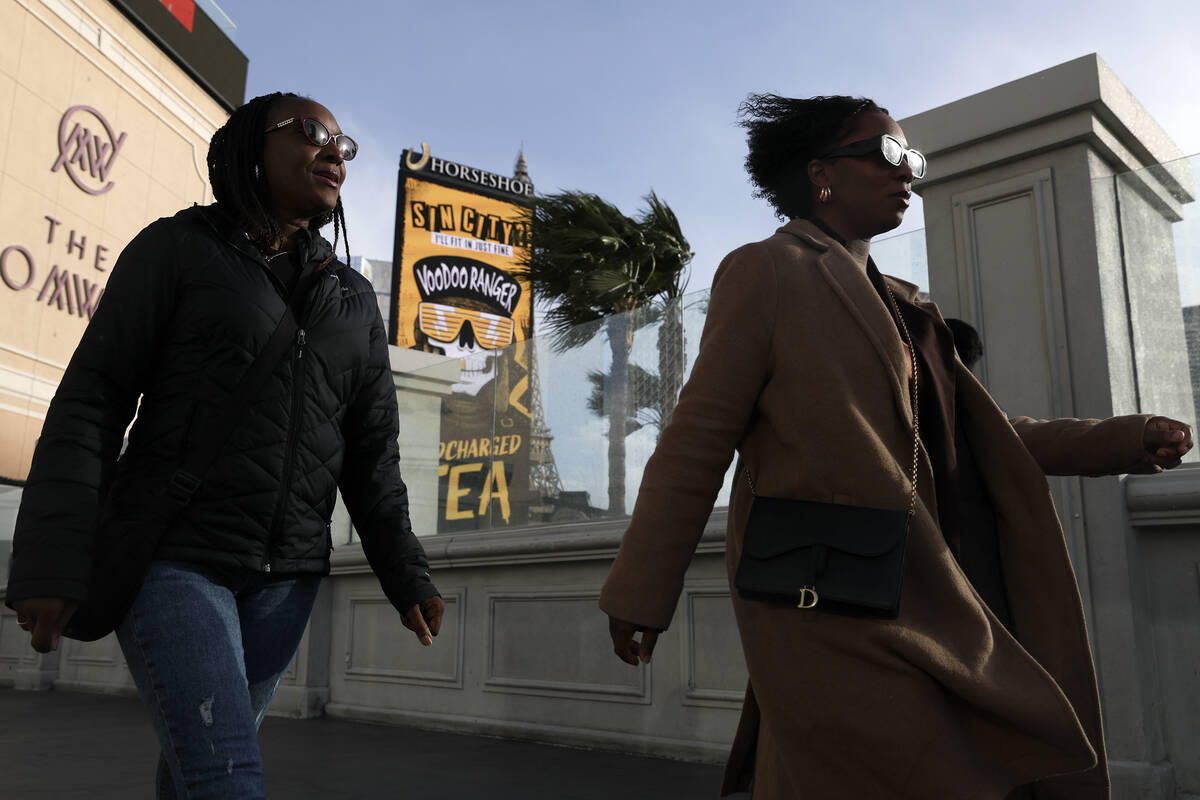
[884,282,920,518]
[745,280,921,518]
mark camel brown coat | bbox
[599,219,1158,800]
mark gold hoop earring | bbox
[819,186,832,204]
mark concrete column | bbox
[390,348,459,539]
[900,54,1194,799]
[13,648,59,691]
[0,485,20,538]
[331,347,459,546]
[0,486,21,590]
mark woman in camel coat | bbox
[599,94,1192,799]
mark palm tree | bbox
[643,194,691,441]
[517,190,692,515]
[585,364,661,436]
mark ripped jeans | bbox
[116,560,321,799]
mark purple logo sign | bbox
[51,105,127,196]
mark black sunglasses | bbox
[264,116,358,161]
[819,134,926,179]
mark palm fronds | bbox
[515,189,693,352]
[516,188,693,513]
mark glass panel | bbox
[1176,164,1200,427]
[398,287,731,534]
[1107,153,1199,434]
[871,227,929,292]
[396,224,934,536]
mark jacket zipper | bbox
[196,209,340,573]
[265,327,307,572]
[211,215,332,573]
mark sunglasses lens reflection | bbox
[882,136,926,179]
[300,118,358,161]
[302,118,331,146]
[908,151,927,178]
[881,136,904,166]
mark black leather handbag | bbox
[734,497,910,617]
[734,280,921,619]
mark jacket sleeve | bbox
[599,244,778,631]
[6,219,179,606]
[1010,414,1158,476]
[338,307,439,614]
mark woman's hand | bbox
[608,615,660,665]
[401,595,445,646]
[12,597,78,654]
[1143,416,1193,469]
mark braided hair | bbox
[206,92,351,264]
[738,94,887,221]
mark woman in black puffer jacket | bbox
[6,92,443,799]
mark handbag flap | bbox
[743,496,908,559]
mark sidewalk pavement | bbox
[0,687,747,799]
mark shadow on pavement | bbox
[0,688,747,799]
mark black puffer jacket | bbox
[7,204,438,614]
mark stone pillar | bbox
[13,648,59,691]
[0,485,20,540]
[390,348,459,538]
[900,54,1195,798]
[331,347,459,547]
[0,485,21,595]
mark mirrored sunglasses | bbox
[418,302,515,351]
[264,116,358,161]
[819,134,926,179]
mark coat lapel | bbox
[778,219,914,427]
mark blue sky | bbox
[224,0,1200,515]
[230,0,1200,294]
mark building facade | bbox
[0,0,243,484]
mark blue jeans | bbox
[116,560,321,799]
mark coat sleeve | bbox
[6,219,179,606]
[599,244,778,631]
[337,306,439,615]
[1010,414,1158,476]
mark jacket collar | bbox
[778,217,916,426]
[192,203,335,271]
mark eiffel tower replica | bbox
[525,343,562,520]
[513,150,563,520]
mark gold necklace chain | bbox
[883,281,921,518]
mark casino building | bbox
[0,0,244,489]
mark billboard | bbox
[111,0,248,111]
[391,145,535,532]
